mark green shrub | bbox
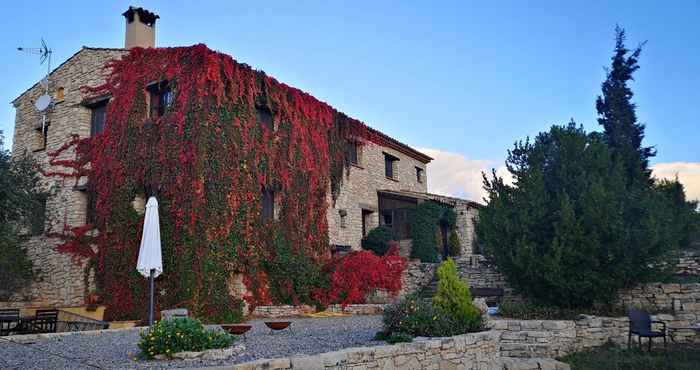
[408,202,444,262]
[498,299,628,320]
[263,233,329,306]
[433,259,482,332]
[386,332,414,344]
[379,294,459,338]
[138,318,235,359]
[361,225,395,255]
[447,230,461,256]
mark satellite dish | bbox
[35,94,52,111]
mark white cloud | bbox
[419,148,509,202]
[652,162,700,201]
[421,149,700,204]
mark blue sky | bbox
[1,1,698,200]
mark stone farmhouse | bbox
[7,7,482,309]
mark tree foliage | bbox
[0,131,46,298]
[479,123,680,307]
[478,28,694,308]
[361,225,395,256]
[433,259,482,331]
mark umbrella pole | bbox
[149,268,155,326]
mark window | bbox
[381,211,393,228]
[90,101,108,136]
[347,141,360,166]
[33,122,49,152]
[262,189,275,221]
[339,209,348,228]
[148,81,173,118]
[86,190,97,225]
[416,167,424,183]
[384,153,399,179]
[55,87,65,103]
[257,107,274,132]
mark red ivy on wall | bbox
[46,44,400,321]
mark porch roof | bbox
[377,189,484,209]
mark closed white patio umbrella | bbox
[136,196,163,326]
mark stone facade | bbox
[6,48,127,308]
[423,193,481,256]
[227,330,500,370]
[7,45,448,309]
[327,141,429,249]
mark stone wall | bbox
[6,47,126,308]
[400,261,437,297]
[492,313,699,358]
[617,283,700,313]
[677,250,700,275]
[227,330,500,370]
[327,140,429,250]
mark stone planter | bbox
[108,320,139,329]
[154,344,245,361]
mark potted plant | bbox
[86,290,101,310]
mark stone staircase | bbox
[417,254,508,305]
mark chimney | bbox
[122,6,159,49]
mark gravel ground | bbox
[0,315,384,370]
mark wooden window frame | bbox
[147,81,173,119]
[384,153,399,180]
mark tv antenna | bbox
[18,38,53,135]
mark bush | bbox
[263,234,329,306]
[433,259,483,332]
[138,318,235,359]
[497,299,636,320]
[361,225,395,256]
[379,294,460,338]
[327,249,406,306]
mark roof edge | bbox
[11,46,128,106]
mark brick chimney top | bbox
[122,6,159,48]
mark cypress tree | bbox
[596,26,654,186]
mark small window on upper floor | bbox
[384,153,399,180]
[90,101,108,136]
[55,87,65,103]
[416,167,424,183]
[347,141,361,166]
[261,188,275,222]
[148,81,173,118]
[257,107,274,132]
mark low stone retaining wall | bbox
[617,283,700,313]
[491,313,699,358]
[251,304,387,318]
[227,330,500,370]
[326,304,386,315]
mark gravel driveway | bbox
[0,315,384,370]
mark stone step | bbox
[493,357,571,370]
